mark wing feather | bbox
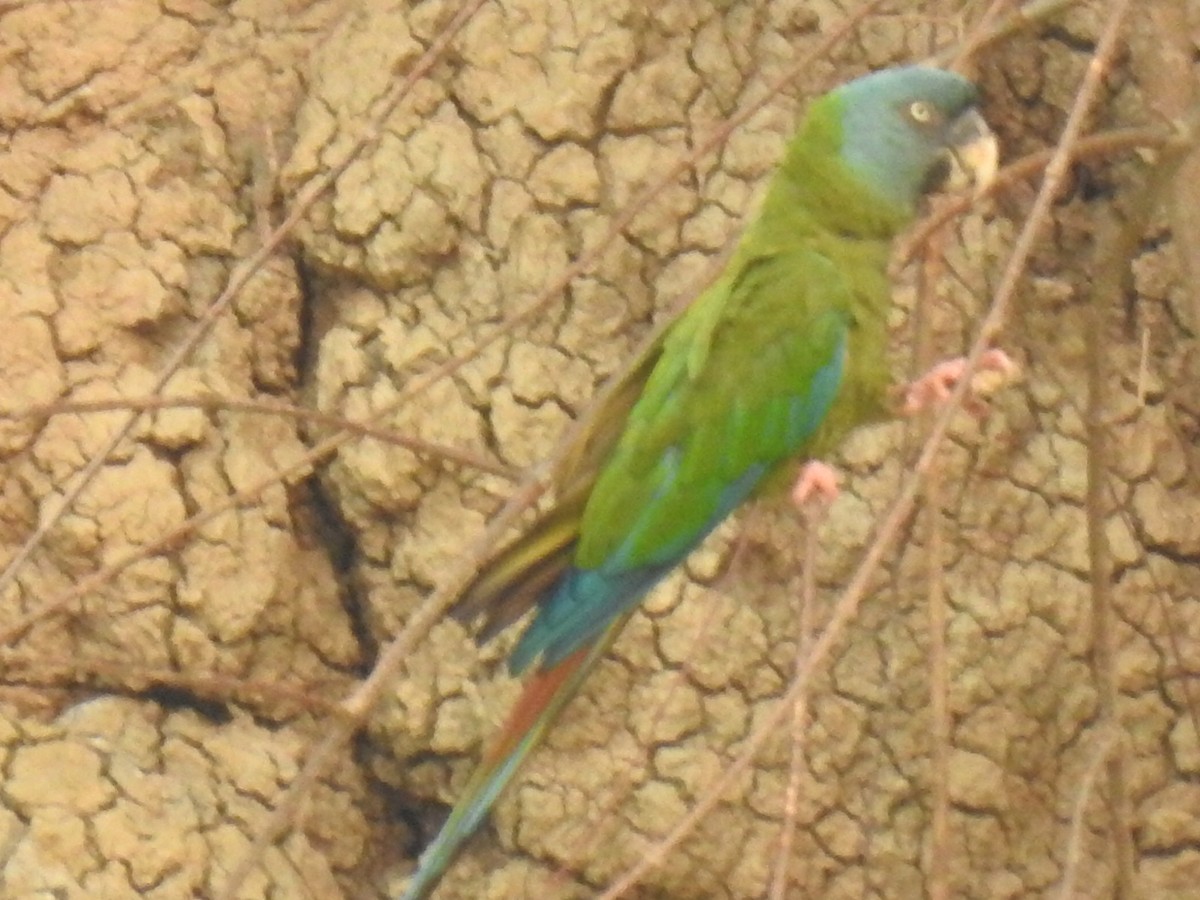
[511,246,855,669]
[577,247,852,571]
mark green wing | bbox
[576,244,852,570]
[503,243,855,671]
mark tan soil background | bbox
[2,1,1200,898]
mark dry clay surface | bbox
[0,0,371,897]
[2,1,1200,899]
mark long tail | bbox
[398,615,629,900]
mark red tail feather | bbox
[482,646,590,768]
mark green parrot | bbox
[398,65,998,899]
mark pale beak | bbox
[944,107,999,197]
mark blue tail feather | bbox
[398,620,625,900]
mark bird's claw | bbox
[791,460,840,515]
[901,348,1018,416]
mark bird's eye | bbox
[908,100,934,124]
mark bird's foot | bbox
[791,460,840,513]
[901,348,1018,416]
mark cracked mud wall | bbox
[2,2,1200,899]
[0,2,373,897]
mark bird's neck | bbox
[762,112,913,241]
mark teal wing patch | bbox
[578,246,852,570]
[510,247,853,671]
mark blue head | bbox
[832,66,996,214]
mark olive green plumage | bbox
[402,65,996,899]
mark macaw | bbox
[399,65,999,899]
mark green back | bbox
[576,95,907,570]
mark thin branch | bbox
[1054,727,1119,900]
[947,0,1022,72]
[897,127,1173,270]
[916,230,953,900]
[769,507,823,899]
[1085,210,1137,899]
[8,395,515,480]
[926,475,952,900]
[934,0,1086,62]
[1140,0,1200,334]
[1000,344,1200,751]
